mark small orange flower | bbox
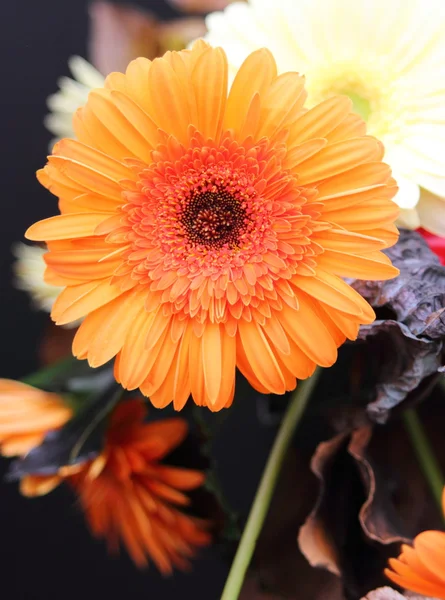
[2,388,210,572]
[0,379,75,495]
[0,379,72,457]
[385,489,445,599]
[27,41,399,411]
[68,399,210,571]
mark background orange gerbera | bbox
[385,488,445,599]
[0,383,210,572]
[68,400,211,572]
[0,379,72,457]
[26,41,399,411]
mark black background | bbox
[0,1,277,597]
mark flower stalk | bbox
[403,408,445,518]
[220,368,321,600]
[21,356,78,389]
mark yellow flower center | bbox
[305,62,404,145]
[339,90,371,121]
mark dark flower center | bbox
[180,189,247,248]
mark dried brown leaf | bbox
[241,449,345,599]
[349,230,445,422]
[348,428,410,545]
[356,321,442,423]
[298,398,445,598]
[298,434,347,575]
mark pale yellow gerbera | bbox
[205,0,445,234]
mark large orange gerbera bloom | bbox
[385,489,445,599]
[26,41,399,411]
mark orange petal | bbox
[52,277,123,324]
[87,90,153,162]
[296,137,383,185]
[201,322,222,406]
[237,320,286,394]
[26,213,110,241]
[224,48,277,138]
[257,71,306,139]
[279,294,338,367]
[317,249,399,280]
[288,96,353,146]
[191,46,227,141]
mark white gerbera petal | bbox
[417,191,445,236]
[391,173,420,210]
[44,56,104,145]
[67,56,104,89]
[397,208,421,231]
[12,244,79,328]
[12,243,59,313]
[204,0,445,232]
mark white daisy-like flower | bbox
[12,244,79,328]
[44,56,104,146]
[204,0,445,234]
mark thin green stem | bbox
[21,356,78,388]
[403,408,444,517]
[220,368,322,600]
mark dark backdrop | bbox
[0,1,277,598]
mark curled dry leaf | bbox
[347,428,410,546]
[351,230,445,336]
[240,450,345,599]
[298,434,346,576]
[356,321,442,423]
[299,397,445,599]
[350,230,445,422]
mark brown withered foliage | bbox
[240,450,346,600]
[297,388,445,599]
[350,229,445,423]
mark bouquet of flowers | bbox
[7,0,445,598]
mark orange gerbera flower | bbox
[67,400,211,571]
[0,379,72,457]
[385,488,445,599]
[26,41,399,411]
[3,389,210,571]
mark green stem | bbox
[220,368,321,600]
[403,408,444,517]
[21,356,78,388]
